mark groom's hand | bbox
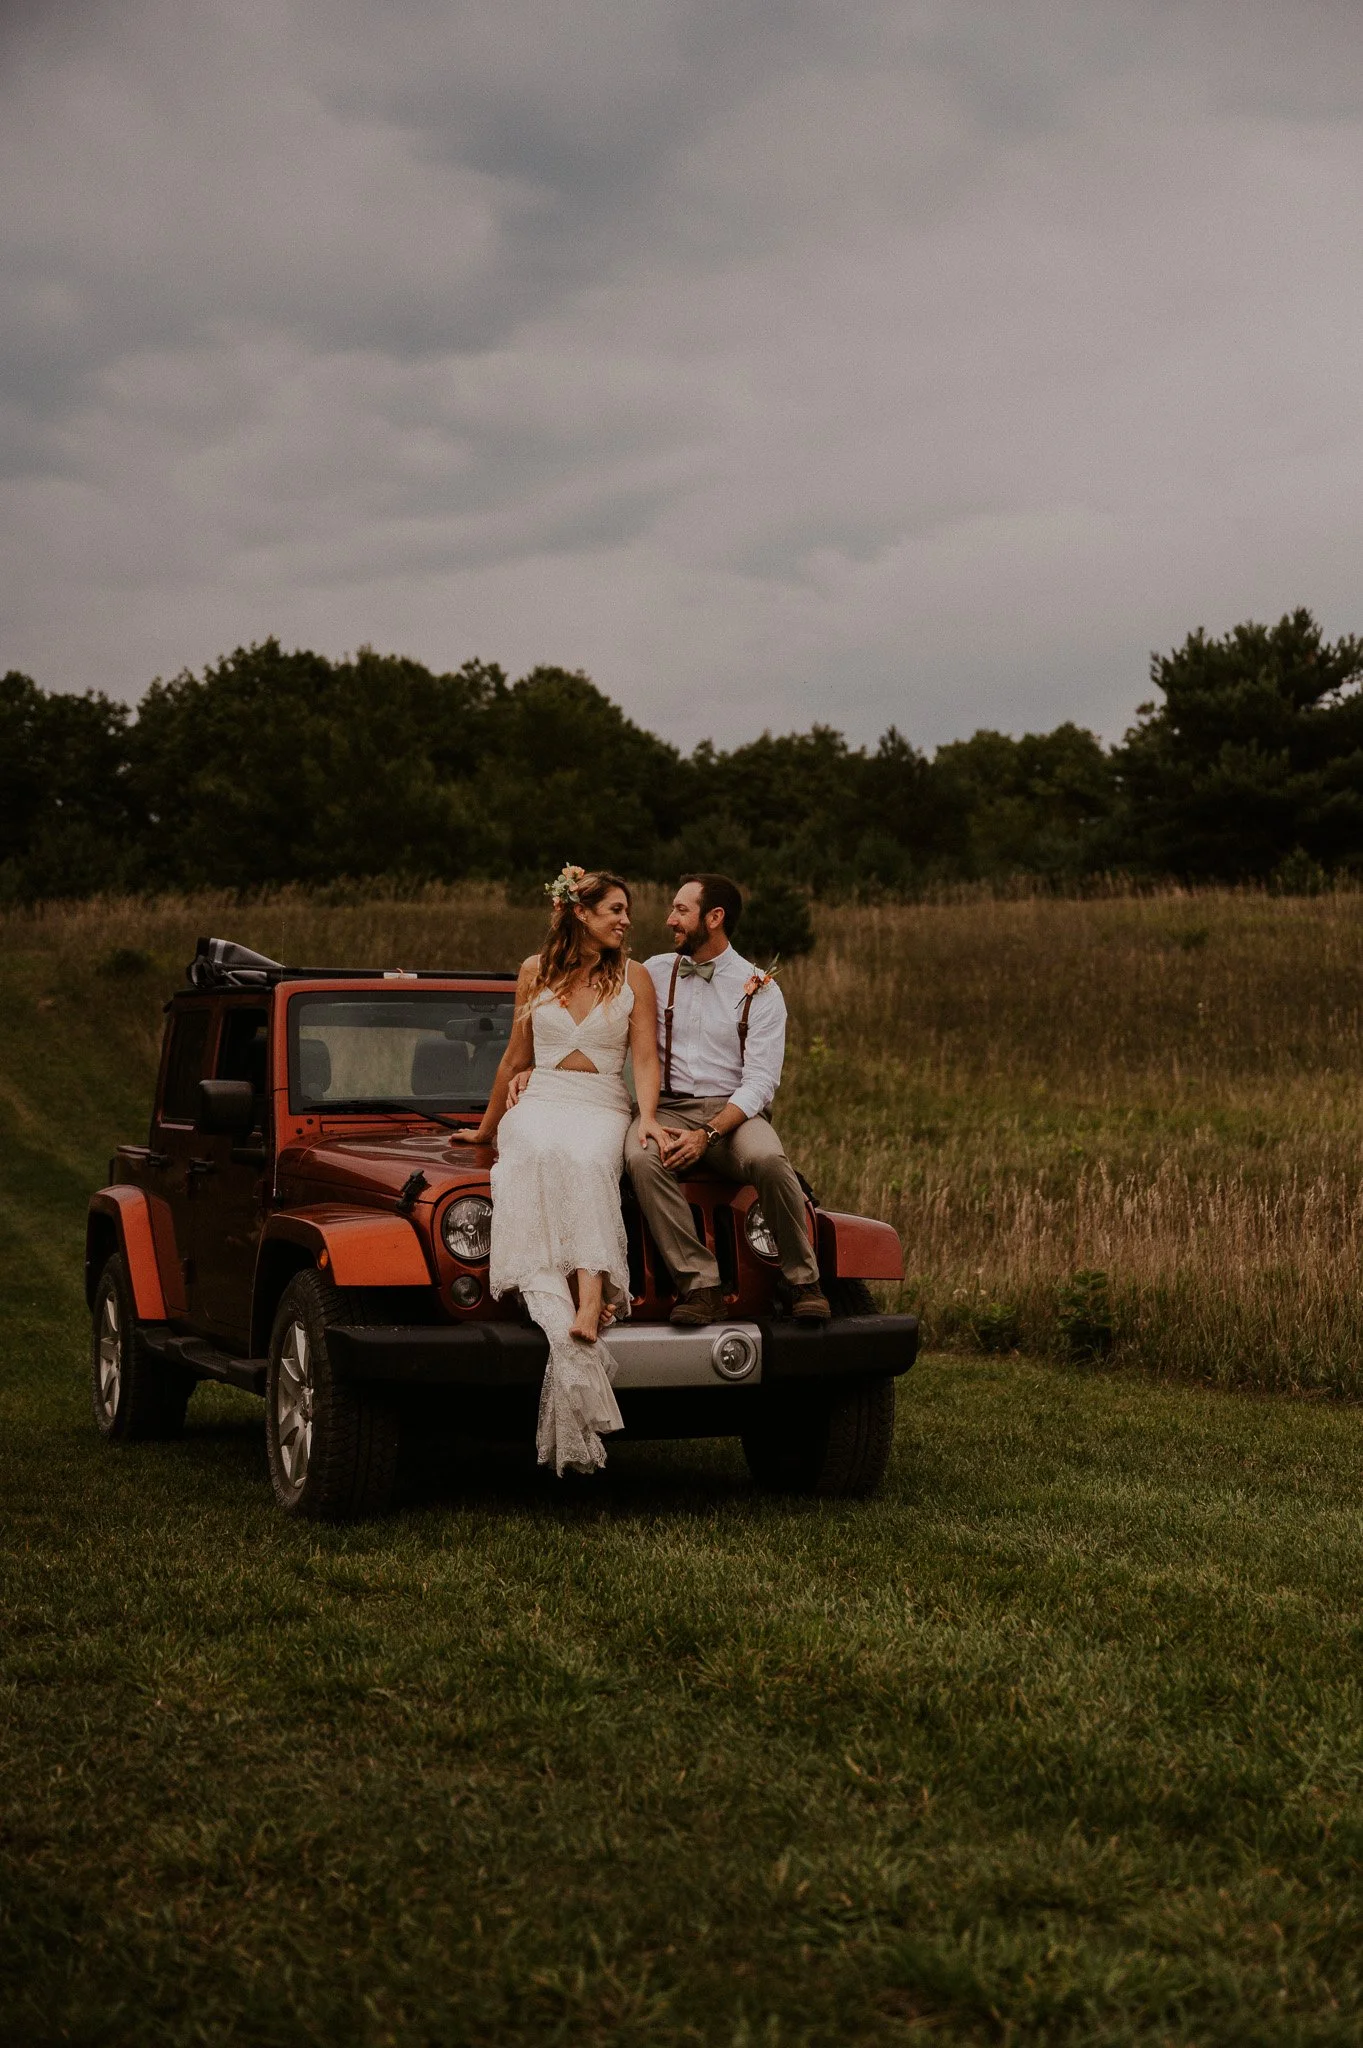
[662,1128,709,1172]
[505,1067,533,1108]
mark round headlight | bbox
[442,1194,493,1263]
[743,1201,780,1262]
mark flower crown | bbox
[545,862,587,907]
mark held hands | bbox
[639,1117,708,1171]
[659,1126,710,1172]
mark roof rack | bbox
[186,936,519,991]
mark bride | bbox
[454,866,665,1476]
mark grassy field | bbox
[11,881,1363,1390]
[791,888,1363,1394]
[5,887,1363,2043]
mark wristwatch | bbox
[702,1123,721,1148]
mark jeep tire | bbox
[742,1278,895,1497]
[91,1253,193,1441]
[266,1269,400,1519]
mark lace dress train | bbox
[488,987,635,1476]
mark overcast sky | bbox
[3,1,1362,751]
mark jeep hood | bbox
[278,1131,494,1206]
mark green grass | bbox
[9,1347,1363,2043]
[6,889,1363,2043]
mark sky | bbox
[3,0,1362,752]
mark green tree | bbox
[741,878,816,961]
[132,643,498,888]
[933,723,1116,879]
[673,725,951,894]
[1117,611,1363,879]
[35,615,1363,906]
[0,671,137,899]
[476,667,684,879]
[687,726,863,890]
[857,727,968,886]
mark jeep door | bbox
[188,1000,271,1346]
[150,1000,218,1321]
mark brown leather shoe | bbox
[791,1283,831,1321]
[670,1285,724,1327]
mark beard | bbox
[675,925,703,954]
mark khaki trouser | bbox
[624,1095,820,1292]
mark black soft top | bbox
[185,936,519,992]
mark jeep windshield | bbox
[288,990,515,1114]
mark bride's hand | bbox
[636,1116,671,1155]
[448,1127,487,1145]
[505,1067,532,1108]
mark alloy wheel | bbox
[95,1288,122,1424]
[275,1319,314,1491]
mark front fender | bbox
[816,1210,903,1281]
[260,1206,433,1288]
[87,1188,168,1320]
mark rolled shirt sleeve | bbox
[729,981,786,1120]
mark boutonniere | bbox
[742,958,780,1000]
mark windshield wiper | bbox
[323,1097,477,1134]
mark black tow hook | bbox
[396,1169,429,1217]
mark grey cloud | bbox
[2,0,1363,750]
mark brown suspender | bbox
[736,987,758,1059]
[662,954,681,1095]
[663,956,761,1097]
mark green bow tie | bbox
[677,956,716,982]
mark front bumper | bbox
[326,1312,919,1390]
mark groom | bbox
[627,874,830,1326]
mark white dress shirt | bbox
[644,944,786,1120]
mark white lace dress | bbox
[489,983,634,1476]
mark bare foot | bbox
[569,1306,601,1343]
[599,1302,617,1330]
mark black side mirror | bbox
[197,1079,257,1137]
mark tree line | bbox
[4,609,1362,906]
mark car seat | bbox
[410,1039,473,1098]
[297,1038,332,1102]
[465,1035,505,1094]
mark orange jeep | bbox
[86,938,917,1516]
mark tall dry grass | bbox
[7,883,1363,1392]
[778,890,1363,1392]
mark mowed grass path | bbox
[5,898,1363,2043]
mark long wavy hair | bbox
[529,870,633,1005]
